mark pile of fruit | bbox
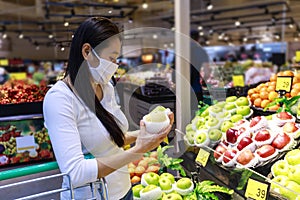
[270,149,300,200]
[128,151,160,184]
[0,124,53,166]
[132,172,233,200]
[184,96,253,148]
[247,70,300,110]
[213,112,299,168]
[0,80,48,104]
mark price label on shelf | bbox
[232,75,245,87]
[195,148,210,167]
[9,72,27,80]
[275,76,293,93]
[296,51,300,62]
[245,178,270,200]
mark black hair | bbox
[65,17,125,147]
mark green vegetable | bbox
[264,95,300,114]
[156,145,186,176]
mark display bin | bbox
[0,101,43,117]
[0,114,54,168]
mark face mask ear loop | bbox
[91,48,102,62]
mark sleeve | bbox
[43,89,98,187]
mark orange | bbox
[251,93,260,102]
[270,74,277,82]
[260,91,269,100]
[277,71,284,77]
[260,87,268,92]
[285,93,291,98]
[267,86,275,92]
[268,91,279,101]
[291,88,300,97]
[293,77,300,84]
[254,98,262,107]
[295,73,300,80]
[248,88,255,96]
[261,99,271,108]
[283,70,294,77]
[270,82,276,87]
[293,83,300,90]
[268,104,280,111]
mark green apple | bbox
[236,106,251,116]
[280,180,300,200]
[185,124,193,132]
[200,108,209,117]
[215,101,226,108]
[220,121,234,132]
[160,173,175,184]
[236,97,250,106]
[183,193,197,200]
[206,117,219,127]
[285,149,300,165]
[132,184,144,198]
[288,165,300,185]
[175,178,194,196]
[226,96,237,103]
[186,130,196,144]
[224,103,236,111]
[162,193,183,200]
[271,175,289,191]
[217,111,230,119]
[140,184,163,200]
[195,132,207,144]
[271,160,290,177]
[209,105,223,114]
[152,105,166,112]
[208,129,223,141]
[159,177,173,191]
[176,178,192,190]
[142,172,160,186]
[230,114,243,123]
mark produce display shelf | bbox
[0,101,43,117]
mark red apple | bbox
[235,119,247,127]
[223,149,238,163]
[277,112,293,120]
[254,129,271,142]
[214,144,228,160]
[236,149,255,165]
[271,132,291,150]
[256,144,275,158]
[237,136,253,151]
[226,128,240,144]
[283,122,299,133]
[250,116,261,127]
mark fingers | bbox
[168,112,175,125]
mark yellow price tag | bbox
[0,59,8,66]
[163,136,169,144]
[296,51,300,62]
[276,76,293,93]
[9,72,27,80]
[195,148,210,167]
[232,75,245,87]
[245,178,269,200]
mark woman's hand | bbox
[133,111,174,154]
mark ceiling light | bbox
[152,34,158,39]
[18,33,24,39]
[274,34,280,40]
[228,42,234,46]
[206,2,213,10]
[289,23,294,29]
[71,34,74,38]
[48,34,53,39]
[218,34,223,40]
[171,27,175,31]
[209,29,214,34]
[128,17,133,23]
[108,10,112,14]
[235,20,241,27]
[294,37,299,42]
[35,45,40,50]
[256,39,260,44]
[2,33,7,39]
[224,36,229,41]
[243,37,248,42]
[170,43,174,47]
[198,26,203,30]
[61,46,65,51]
[142,1,148,9]
[164,43,168,48]
[199,31,204,36]
[205,40,210,45]
[64,21,69,27]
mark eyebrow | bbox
[111,51,120,56]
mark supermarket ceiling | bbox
[0,0,299,48]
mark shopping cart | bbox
[0,160,109,200]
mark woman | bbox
[43,17,174,200]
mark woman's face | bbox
[85,37,121,68]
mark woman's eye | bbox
[110,57,117,63]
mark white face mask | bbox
[88,49,118,85]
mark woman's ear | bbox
[82,43,91,60]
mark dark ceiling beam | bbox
[45,1,138,9]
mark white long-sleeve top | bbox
[43,81,130,200]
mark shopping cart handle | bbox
[0,154,95,181]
